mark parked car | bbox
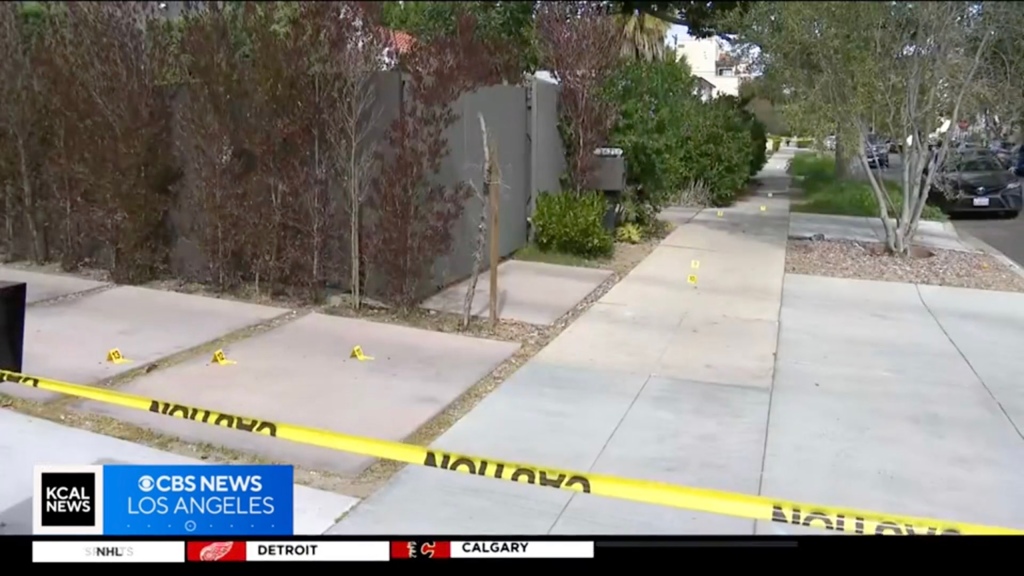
[993,144,1015,170]
[925,150,1022,218]
[865,138,889,169]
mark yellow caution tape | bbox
[1,369,1020,536]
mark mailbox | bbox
[587,147,627,192]
[0,281,26,373]
[587,148,627,231]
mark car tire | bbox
[1008,210,1021,219]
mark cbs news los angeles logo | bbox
[33,465,105,535]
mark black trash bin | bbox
[0,281,26,373]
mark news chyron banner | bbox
[33,540,595,563]
[33,464,293,536]
[182,540,593,561]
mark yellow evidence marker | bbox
[106,348,131,364]
[350,346,374,361]
[716,210,724,217]
[687,274,698,285]
[691,260,700,270]
[211,349,236,366]
[760,205,767,212]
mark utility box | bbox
[587,148,627,192]
[0,281,26,373]
[586,148,627,231]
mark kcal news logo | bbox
[33,465,105,535]
[33,464,293,536]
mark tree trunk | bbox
[834,131,849,179]
[463,114,493,329]
[350,175,360,310]
[16,136,41,262]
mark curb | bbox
[939,221,959,236]
[953,225,1024,281]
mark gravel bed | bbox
[786,238,1024,292]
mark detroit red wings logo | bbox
[200,542,235,561]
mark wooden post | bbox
[488,145,501,326]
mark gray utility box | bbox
[586,148,627,231]
[588,148,627,191]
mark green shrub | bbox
[533,191,614,258]
[606,58,699,224]
[788,153,835,181]
[790,153,945,221]
[772,139,782,152]
[748,117,768,176]
[676,100,753,207]
[615,223,643,244]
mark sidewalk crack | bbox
[916,284,1024,441]
[547,373,653,534]
[754,201,790,535]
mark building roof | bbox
[383,29,416,55]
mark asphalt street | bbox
[953,215,1024,266]
[853,153,1024,266]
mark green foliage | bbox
[606,57,768,214]
[615,2,751,37]
[381,1,538,80]
[789,154,945,221]
[533,191,614,258]
[788,152,835,180]
[678,97,755,206]
[772,138,781,152]
[724,94,769,176]
[615,222,644,244]
[606,58,697,224]
[616,187,660,232]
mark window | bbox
[717,67,735,77]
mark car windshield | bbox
[943,155,1003,172]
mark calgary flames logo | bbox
[406,541,437,558]
[199,542,235,561]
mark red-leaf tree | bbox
[537,1,622,193]
[41,2,180,282]
[364,12,508,309]
[176,2,375,300]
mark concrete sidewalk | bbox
[0,410,360,535]
[760,275,1024,534]
[328,152,797,535]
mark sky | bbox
[666,24,691,48]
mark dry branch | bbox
[462,113,493,329]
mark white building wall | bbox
[675,37,749,98]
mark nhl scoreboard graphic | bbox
[32,539,596,562]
